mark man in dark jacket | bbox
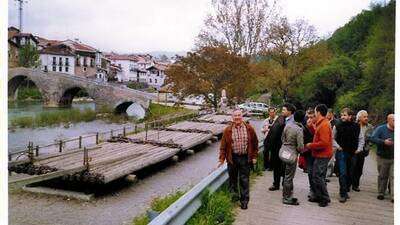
[332,108,364,203]
[267,103,296,191]
[218,109,259,210]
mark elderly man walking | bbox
[352,110,374,192]
[218,109,259,209]
[370,113,394,202]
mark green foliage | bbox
[293,1,394,120]
[16,87,42,100]
[11,108,97,128]
[18,43,40,68]
[187,185,235,225]
[144,103,193,121]
[132,191,185,225]
[294,55,360,108]
[127,82,148,90]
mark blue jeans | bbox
[336,151,355,197]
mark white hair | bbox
[356,110,368,122]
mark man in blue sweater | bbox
[370,114,394,202]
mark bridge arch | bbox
[115,101,134,114]
[8,75,43,100]
[114,101,146,119]
[59,86,91,107]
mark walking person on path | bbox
[332,108,365,203]
[218,109,259,210]
[261,107,278,171]
[268,103,296,191]
[305,104,333,207]
[303,108,317,200]
[370,113,394,202]
[352,110,374,192]
[280,110,305,205]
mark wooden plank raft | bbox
[167,121,227,136]
[127,130,213,150]
[9,142,180,184]
[195,114,250,124]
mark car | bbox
[238,102,269,113]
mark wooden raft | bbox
[196,114,251,124]
[10,142,180,184]
[167,121,227,136]
[127,130,213,150]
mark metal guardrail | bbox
[149,141,264,225]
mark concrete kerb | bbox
[22,186,95,201]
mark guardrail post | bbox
[96,132,99,144]
[83,147,89,169]
[35,145,39,157]
[59,140,63,153]
[28,142,34,162]
[123,127,126,137]
[145,123,148,141]
[79,136,82,149]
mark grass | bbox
[11,108,97,128]
[16,87,42,100]
[132,191,185,225]
[143,103,194,122]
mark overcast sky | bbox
[8,0,381,53]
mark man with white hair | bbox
[370,113,394,202]
[218,109,259,209]
[352,110,374,192]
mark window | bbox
[65,67,69,72]
[59,66,62,72]
[155,79,157,84]
[52,57,56,65]
[83,57,87,67]
[59,57,62,66]
[65,58,69,66]
[149,78,152,83]
[90,58,94,67]
[52,66,56,71]
[44,66,48,71]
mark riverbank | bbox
[9,103,194,129]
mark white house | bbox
[39,44,75,75]
[146,63,167,90]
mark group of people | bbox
[218,104,394,210]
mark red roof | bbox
[105,53,139,62]
[62,39,97,52]
[39,44,75,56]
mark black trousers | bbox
[270,150,284,188]
[352,153,365,188]
[312,158,330,203]
[228,154,250,204]
[263,140,271,170]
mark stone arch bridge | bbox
[8,67,156,113]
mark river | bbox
[8,101,129,153]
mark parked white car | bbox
[238,102,269,113]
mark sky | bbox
[8,0,382,54]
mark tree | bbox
[18,43,40,68]
[255,18,324,102]
[196,0,278,56]
[165,46,252,108]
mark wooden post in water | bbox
[28,142,34,162]
[79,136,82,149]
[96,132,99,144]
[134,124,137,133]
[35,145,39,156]
[123,127,126,137]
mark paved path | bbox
[234,153,394,225]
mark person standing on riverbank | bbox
[332,108,364,203]
[305,104,333,207]
[370,113,394,202]
[218,109,259,210]
[352,110,374,192]
[281,110,305,205]
[261,107,278,171]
